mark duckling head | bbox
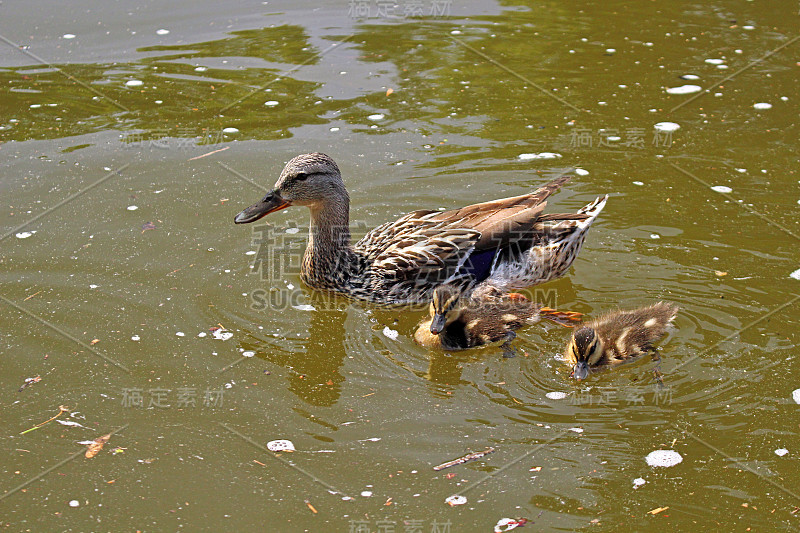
[567,327,602,380]
[429,284,465,335]
[234,153,346,223]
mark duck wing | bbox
[354,177,575,282]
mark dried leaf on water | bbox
[85,433,112,458]
[648,506,669,515]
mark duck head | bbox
[429,284,465,334]
[234,153,347,224]
[566,326,602,380]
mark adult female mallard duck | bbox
[234,153,607,305]
[565,302,679,379]
[415,284,582,352]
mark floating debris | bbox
[648,506,669,515]
[212,329,233,341]
[264,101,279,107]
[793,388,800,403]
[518,152,562,160]
[68,500,80,507]
[633,477,647,489]
[545,391,567,400]
[704,58,724,65]
[382,327,399,340]
[605,48,616,54]
[18,376,41,392]
[433,447,495,471]
[267,439,295,452]
[360,491,373,497]
[494,518,528,532]
[368,113,385,121]
[680,74,700,80]
[285,227,300,234]
[654,122,680,132]
[242,351,255,358]
[569,427,583,433]
[775,448,789,457]
[292,304,316,312]
[175,331,185,337]
[125,80,143,87]
[15,231,36,239]
[156,29,170,35]
[445,495,467,506]
[753,102,772,110]
[63,34,76,39]
[131,335,140,341]
[633,181,644,186]
[575,168,589,176]
[85,433,112,458]
[127,205,138,211]
[56,420,88,429]
[222,127,239,133]
[645,450,682,467]
[666,85,701,95]
[710,185,732,193]
[790,270,800,281]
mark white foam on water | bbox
[264,101,279,106]
[222,127,239,133]
[633,477,646,489]
[125,80,143,87]
[575,168,589,176]
[63,34,76,39]
[156,29,170,35]
[194,66,207,72]
[242,351,255,358]
[680,74,700,80]
[666,85,701,95]
[705,58,724,65]
[445,495,467,506]
[368,113,385,120]
[753,102,772,110]
[285,227,299,234]
[382,327,399,340]
[127,205,138,211]
[711,185,732,193]
[293,304,316,312]
[654,122,680,132]
[775,448,789,457]
[792,388,800,403]
[518,152,562,160]
[645,449,683,467]
[790,269,800,281]
[546,391,567,400]
[633,181,644,186]
[15,231,36,239]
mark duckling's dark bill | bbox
[234,191,291,224]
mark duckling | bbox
[415,284,581,352]
[565,302,679,379]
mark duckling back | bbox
[591,302,679,362]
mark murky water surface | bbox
[2,1,799,530]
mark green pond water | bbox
[1,0,799,531]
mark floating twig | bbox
[20,405,69,435]
[433,447,495,471]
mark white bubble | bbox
[127,205,138,211]
[575,168,589,176]
[267,439,295,452]
[156,29,170,35]
[445,495,467,506]
[242,351,255,358]
[654,122,680,132]
[518,152,562,160]
[368,113,385,121]
[63,34,76,39]
[753,102,772,110]
[645,450,683,467]
[666,85,701,95]
[710,185,732,194]
[705,58,724,65]
[222,127,239,133]
[131,335,140,341]
[264,100,279,106]
[68,500,80,507]
[125,80,143,87]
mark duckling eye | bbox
[295,172,310,181]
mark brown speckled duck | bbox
[565,302,679,379]
[415,284,581,352]
[234,153,607,305]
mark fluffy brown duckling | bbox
[565,302,679,379]
[415,284,581,353]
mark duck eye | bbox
[295,172,309,181]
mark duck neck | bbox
[304,192,353,282]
